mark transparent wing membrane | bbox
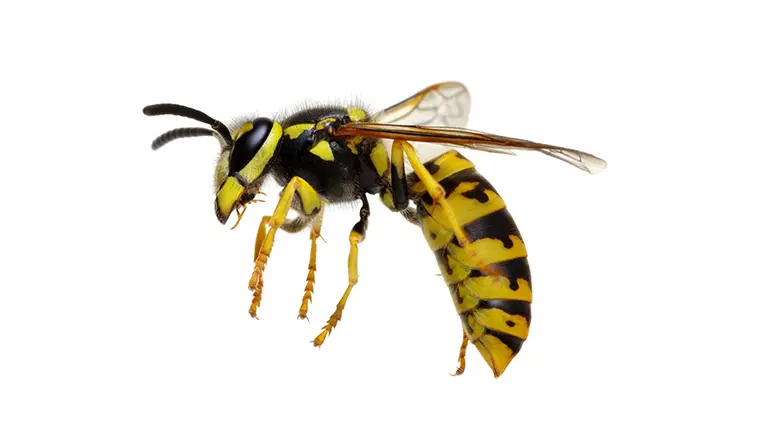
[334,122,607,174]
[371,81,471,128]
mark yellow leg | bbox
[248,215,270,319]
[451,330,470,376]
[397,140,469,246]
[247,176,322,319]
[312,231,361,347]
[298,205,325,320]
[396,140,496,275]
[230,196,266,231]
[313,195,370,347]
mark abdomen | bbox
[409,150,532,377]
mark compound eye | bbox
[229,118,273,173]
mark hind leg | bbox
[451,330,470,376]
[393,140,496,275]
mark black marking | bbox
[454,287,464,305]
[429,231,437,240]
[438,169,495,199]
[352,194,371,239]
[352,220,366,237]
[421,192,433,206]
[459,313,473,337]
[426,162,440,175]
[454,151,469,161]
[477,299,531,323]
[419,168,498,208]
[229,118,273,174]
[461,184,490,203]
[485,328,524,355]
[506,320,516,327]
[460,209,523,249]
[467,258,531,291]
[357,141,384,194]
[433,249,453,276]
[391,164,409,210]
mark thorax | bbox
[270,106,385,202]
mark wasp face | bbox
[214,118,283,224]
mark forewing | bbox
[333,123,607,174]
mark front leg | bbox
[247,176,322,319]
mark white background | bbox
[2,1,766,429]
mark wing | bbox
[370,81,471,127]
[333,123,607,174]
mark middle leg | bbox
[313,194,370,347]
[298,205,325,320]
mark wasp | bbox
[143,82,606,377]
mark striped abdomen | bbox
[409,150,532,377]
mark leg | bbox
[230,192,266,230]
[380,139,409,212]
[248,213,314,318]
[313,195,370,347]
[298,204,325,320]
[248,215,270,319]
[247,176,323,319]
[451,330,470,376]
[394,140,496,275]
[394,140,469,246]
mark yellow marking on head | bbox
[284,123,313,139]
[473,333,516,378]
[462,276,532,303]
[410,151,475,195]
[423,181,507,228]
[310,140,334,161]
[473,308,530,340]
[239,122,283,183]
[216,176,245,219]
[347,107,368,122]
[232,122,254,141]
[448,235,527,267]
[214,149,231,190]
[370,142,389,176]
